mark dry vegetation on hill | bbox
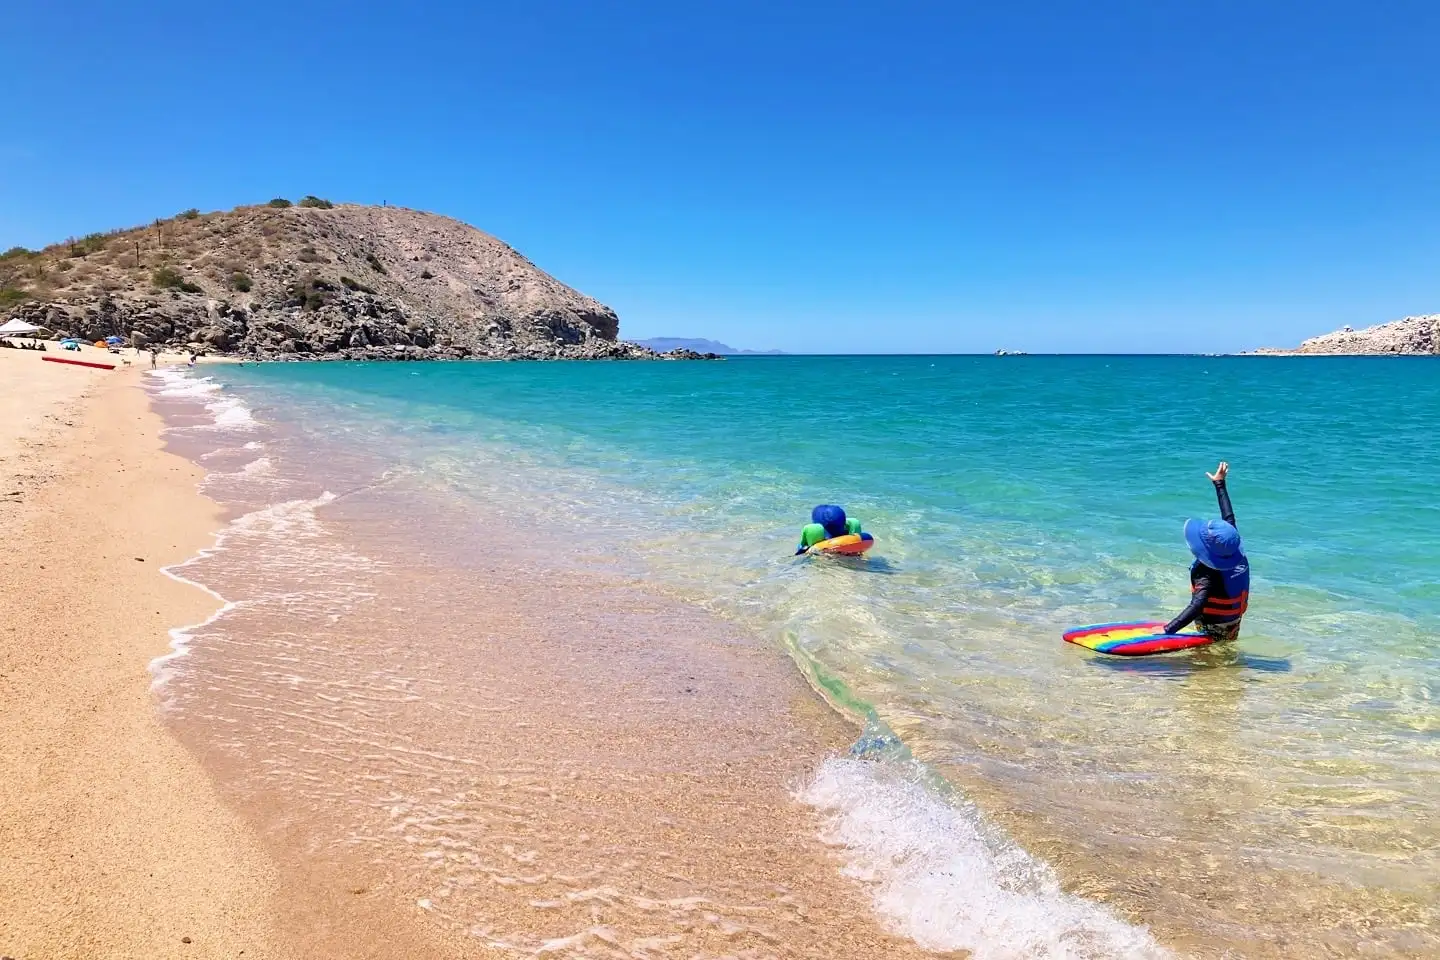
[1,199,665,360]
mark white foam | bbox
[147,367,259,431]
[204,396,258,431]
[149,367,220,398]
[199,456,277,497]
[198,441,266,463]
[227,490,336,539]
[237,456,274,478]
[153,553,238,694]
[801,758,1170,960]
[151,493,339,692]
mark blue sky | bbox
[4,1,1437,353]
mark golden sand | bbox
[0,346,285,960]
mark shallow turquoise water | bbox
[212,355,1440,953]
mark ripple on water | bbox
[149,358,1440,957]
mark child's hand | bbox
[1207,461,1229,484]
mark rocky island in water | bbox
[1255,313,1438,355]
[0,198,713,361]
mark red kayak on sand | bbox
[42,356,115,371]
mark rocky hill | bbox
[1265,314,1439,355]
[0,199,663,360]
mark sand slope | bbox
[0,348,284,960]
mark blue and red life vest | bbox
[1197,563,1249,624]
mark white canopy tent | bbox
[0,318,41,337]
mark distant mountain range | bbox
[631,337,785,355]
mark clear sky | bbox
[4,1,1437,353]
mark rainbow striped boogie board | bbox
[1062,621,1213,657]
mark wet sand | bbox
[0,349,284,959]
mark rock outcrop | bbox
[0,201,689,361]
[1266,314,1439,355]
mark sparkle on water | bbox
[194,356,1440,956]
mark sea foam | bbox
[802,757,1170,960]
[152,492,341,692]
[149,367,258,431]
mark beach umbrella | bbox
[0,318,41,337]
[105,335,124,345]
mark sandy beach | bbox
[11,344,1429,957]
[0,345,284,960]
[0,347,940,958]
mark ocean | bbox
[149,355,1439,958]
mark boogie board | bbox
[810,533,875,555]
[1063,620,1212,657]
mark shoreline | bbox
[0,350,285,958]
[142,367,967,958]
[0,347,869,959]
[14,350,1430,957]
[1,352,958,957]
[186,355,1436,957]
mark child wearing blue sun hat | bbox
[1164,462,1250,640]
[795,504,864,555]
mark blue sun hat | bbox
[1184,518,1245,570]
[812,504,849,539]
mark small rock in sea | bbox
[181,936,192,944]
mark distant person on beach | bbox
[795,504,863,555]
[149,349,158,368]
[187,352,197,368]
[1164,462,1249,641]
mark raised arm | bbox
[1207,461,1236,528]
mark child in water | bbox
[795,504,863,555]
[1164,461,1250,641]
